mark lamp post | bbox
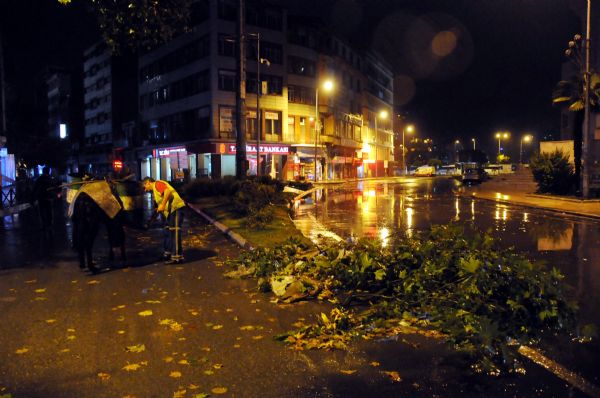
[495,132,509,156]
[246,33,271,176]
[402,124,414,175]
[373,110,388,178]
[454,140,461,162]
[520,134,533,164]
[314,80,333,181]
[471,138,476,150]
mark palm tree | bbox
[552,44,600,193]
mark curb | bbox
[187,203,254,250]
[462,193,600,220]
[526,193,600,203]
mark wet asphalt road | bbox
[294,177,600,392]
[0,185,596,397]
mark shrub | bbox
[243,206,274,229]
[529,150,575,195]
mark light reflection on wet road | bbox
[294,177,600,384]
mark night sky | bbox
[0,0,583,158]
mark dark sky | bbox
[1,0,583,158]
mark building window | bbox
[217,0,237,20]
[288,85,315,105]
[219,106,236,134]
[190,0,210,25]
[247,41,282,64]
[218,34,236,57]
[264,110,282,135]
[288,116,295,138]
[218,70,236,92]
[287,56,315,77]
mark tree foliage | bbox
[529,150,575,195]
[227,225,581,375]
[58,0,193,52]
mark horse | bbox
[70,181,126,274]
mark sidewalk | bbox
[462,175,600,219]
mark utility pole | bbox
[255,32,261,176]
[581,0,592,198]
[235,0,247,179]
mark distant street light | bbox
[314,79,334,181]
[520,134,533,164]
[471,138,476,150]
[495,132,509,156]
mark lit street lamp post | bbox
[314,80,333,181]
[403,124,414,175]
[520,134,533,164]
[471,138,476,150]
[495,132,509,156]
[373,110,388,178]
[454,140,460,162]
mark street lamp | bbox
[520,134,533,164]
[495,132,509,156]
[247,32,270,176]
[454,140,460,162]
[402,124,414,175]
[373,110,388,177]
[314,79,334,181]
[471,138,476,150]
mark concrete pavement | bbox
[461,171,600,219]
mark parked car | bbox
[461,166,487,184]
[414,165,436,177]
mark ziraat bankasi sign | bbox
[227,144,290,155]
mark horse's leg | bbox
[87,222,100,274]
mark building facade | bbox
[135,0,394,182]
[82,42,138,174]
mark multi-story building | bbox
[136,0,394,181]
[46,67,84,173]
[82,42,137,174]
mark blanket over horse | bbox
[68,180,122,219]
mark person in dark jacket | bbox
[33,167,58,231]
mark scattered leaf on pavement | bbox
[15,348,28,354]
[138,310,153,317]
[173,389,186,398]
[45,319,57,324]
[169,371,182,378]
[122,362,147,371]
[340,370,356,375]
[211,387,228,395]
[97,372,111,380]
[382,371,402,382]
[87,280,100,285]
[212,325,223,330]
[126,344,146,353]
[34,288,46,293]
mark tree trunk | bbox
[573,110,583,194]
